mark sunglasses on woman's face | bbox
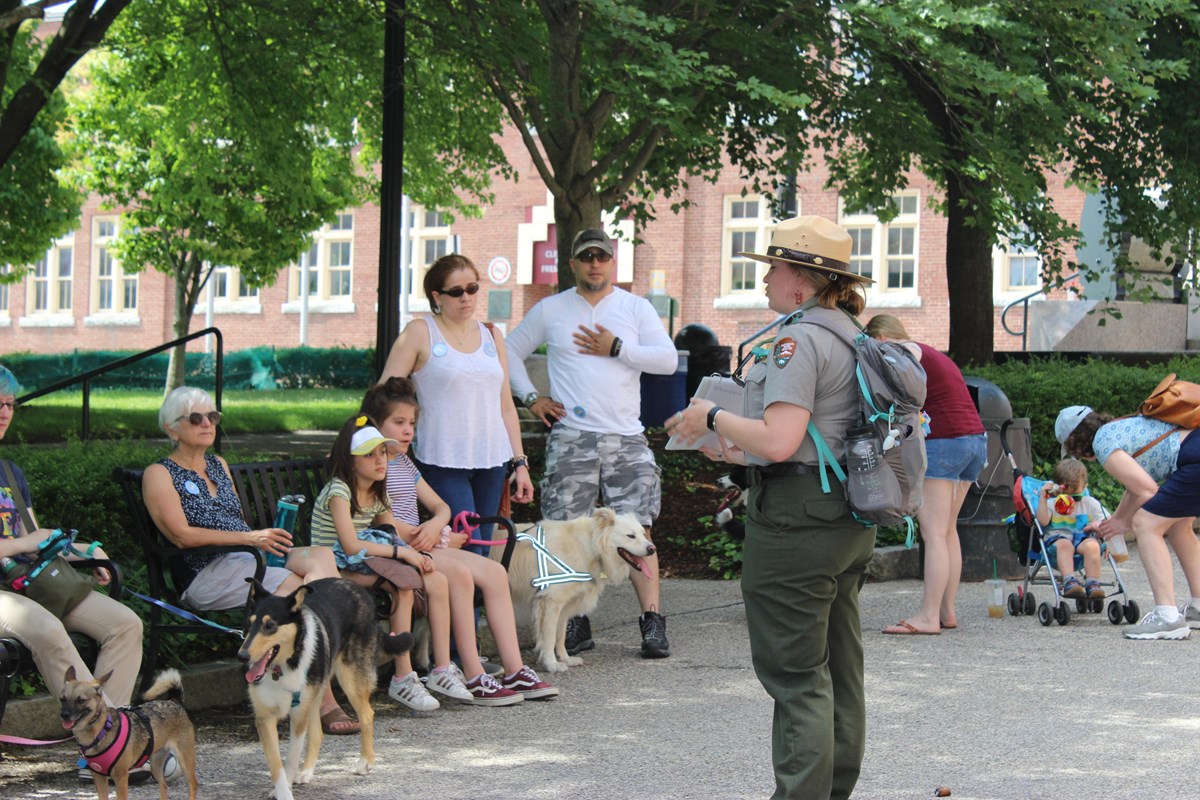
[438,282,480,298]
[176,411,222,426]
[575,250,612,263]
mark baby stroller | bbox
[999,420,1138,627]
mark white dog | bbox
[498,507,655,673]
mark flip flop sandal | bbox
[320,706,361,736]
[882,620,939,635]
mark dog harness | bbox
[77,708,155,777]
[520,524,593,592]
[452,513,592,592]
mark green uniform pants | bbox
[742,471,876,800]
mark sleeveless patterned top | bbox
[159,454,251,579]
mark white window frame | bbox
[0,264,11,325]
[25,233,75,325]
[86,216,139,325]
[839,192,921,307]
[198,264,262,316]
[714,195,779,309]
[284,212,356,314]
[993,235,1043,304]
[408,205,452,311]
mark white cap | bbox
[1054,405,1093,455]
[350,425,397,456]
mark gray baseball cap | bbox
[571,228,613,258]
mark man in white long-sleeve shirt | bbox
[506,227,678,658]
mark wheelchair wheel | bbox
[1107,600,1124,625]
[1023,592,1036,616]
[1007,592,1022,616]
[1124,601,1141,624]
[1037,602,1054,626]
[1055,602,1071,626]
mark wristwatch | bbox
[523,391,540,407]
[511,455,529,469]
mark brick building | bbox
[0,126,1087,359]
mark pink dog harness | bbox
[78,709,154,777]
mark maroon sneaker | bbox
[500,666,560,700]
[464,672,524,706]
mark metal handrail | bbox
[16,327,224,447]
[736,313,788,365]
[1000,272,1081,352]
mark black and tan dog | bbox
[239,577,412,800]
[60,666,198,800]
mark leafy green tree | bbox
[73,0,379,391]
[820,0,1196,364]
[409,0,834,287]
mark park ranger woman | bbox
[667,215,874,800]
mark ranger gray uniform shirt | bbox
[742,304,861,467]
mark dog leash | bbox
[453,513,591,591]
[123,588,244,637]
[0,733,74,746]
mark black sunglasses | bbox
[176,410,222,426]
[575,250,612,263]
[438,282,480,298]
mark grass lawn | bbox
[10,388,361,443]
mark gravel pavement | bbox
[3,545,1199,799]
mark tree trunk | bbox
[553,191,603,290]
[164,271,192,396]
[944,173,996,366]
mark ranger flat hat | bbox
[739,215,872,284]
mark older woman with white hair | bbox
[141,387,356,733]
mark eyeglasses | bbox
[0,401,16,412]
[176,411,222,426]
[575,250,612,263]
[438,283,480,298]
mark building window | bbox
[0,265,9,315]
[290,213,354,302]
[993,231,1042,298]
[92,217,137,313]
[29,235,74,314]
[408,206,451,298]
[209,265,260,302]
[721,196,774,295]
[839,193,920,293]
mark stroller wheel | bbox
[1055,602,1071,626]
[1007,592,1021,616]
[1124,601,1140,625]
[1090,598,1103,614]
[1107,600,1124,625]
[1023,592,1036,616]
[1037,602,1054,626]
[1075,598,1087,614]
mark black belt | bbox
[748,462,812,480]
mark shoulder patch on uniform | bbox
[773,337,796,368]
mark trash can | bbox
[956,375,1031,580]
[640,351,688,428]
[673,324,733,399]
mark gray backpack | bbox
[799,315,928,533]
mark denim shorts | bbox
[925,433,987,482]
[1143,429,1200,518]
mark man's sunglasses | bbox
[576,250,612,263]
[438,283,480,298]
[175,411,223,426]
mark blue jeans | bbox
[418,462,508,556]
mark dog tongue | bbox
[62,719,74,730]
[619,549,653,579]
[245,651,272,683]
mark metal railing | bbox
[16,327,224,446]
[1000,272,1080,352]
[736,313,788,366]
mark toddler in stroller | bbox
[1035,458,1106,602]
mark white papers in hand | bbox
[665,375,744,451]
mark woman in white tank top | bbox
[378,254,532,548]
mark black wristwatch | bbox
[610,337,623,358]
[706,406,722,431]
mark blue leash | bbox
[123,588,244,637]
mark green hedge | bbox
[4,346,374,392]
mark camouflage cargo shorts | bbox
[540,425,661,526]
